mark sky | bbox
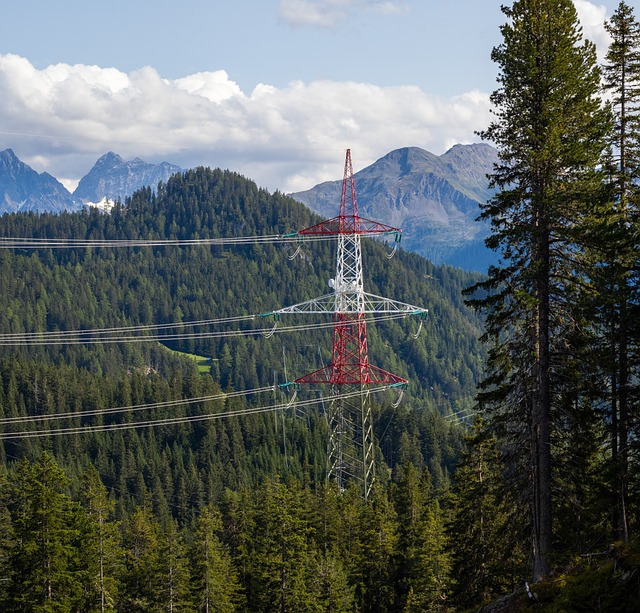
[0,0,624,194]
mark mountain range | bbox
[0,149,181,214]
[74,152,182,209]
[290,144,498,271]
[0,144,498,271]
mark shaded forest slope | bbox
[0,166,485,511]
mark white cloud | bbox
[175,70,244,104]
[277,0,352,28]
[574,1,612,61]
[0,2,618,196]
[277,0,406,28]
[365,1,408,15]
[0,53,491,193]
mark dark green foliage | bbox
[0,468,15,606]
[7,452,83,612]
[393,464,451,611]
[243,477,319,612]
[470,0,612,581]
[447,422,527,608]
[0,456,458,613]
[595,0,640,544]
[118,507,163,612]
[78,464,122,612]
[191,504,245,612]
[156,519,193,612]
[0,164,486,610]
[0,165,480,515]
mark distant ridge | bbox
[0,145,498,271]
[74,152,182,207]
[0,149,182,214]
[0,149,83,214]
[290,144,498,272]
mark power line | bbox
[0,312,413,346]
[0,234,333,249]
[443,406,478,423]
[0,314,255,339]
[0,385,274,425]
[0,385,393,440]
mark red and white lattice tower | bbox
[271,149,426,499]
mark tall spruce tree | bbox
[393,464,451,612]
[247,478,319,613]
[600,0,640,543]
[79,465,122,613]
[157,519,192,613]
[0,468,15,607]
[471,0,611,581]
[353,488,398,613]
[191,505,245,613]
[119,507,162,613]
[448,421,526,608]
[8,452,83,612]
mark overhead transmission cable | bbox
[0,385,393,440]
[0,233,333,249]
[0,311,412,346]
[0,314,255,339]
[0,385,274,425]
[443,406,478,423]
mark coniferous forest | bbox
[0,155,483,611]
[2,1,640,611]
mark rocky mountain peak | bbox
[73,154,182,205]
[290,143,499,272]
[0,149,83,214]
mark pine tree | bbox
[552,391,610,554]
[323,481,363,590]
[8,452,83,612]
[0,467,15,606]
[471,0,611,581]
[247,478,319,613]
[220,487,255,596]
[599,0,640,543]
[353,487,398,613]
[191,504,245,613]
[448,421,526,609]
[393,464,451,612]
[157,518,193,613]
[78,465,122,613]
[118,507,162,613]
[309,550,355,613]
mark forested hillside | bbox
[0,166,488,611]
[3,0,640,610]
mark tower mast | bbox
[268,149,426,499]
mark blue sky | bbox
[0,0,624,194]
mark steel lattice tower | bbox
[269,149,426,500]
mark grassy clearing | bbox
[161,344,212,374]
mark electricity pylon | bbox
[269,149,427,500]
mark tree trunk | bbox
[533,222,552,582]
[618,300,630,542]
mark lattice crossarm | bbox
[263,293,336,315]
[360,292,427,315]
